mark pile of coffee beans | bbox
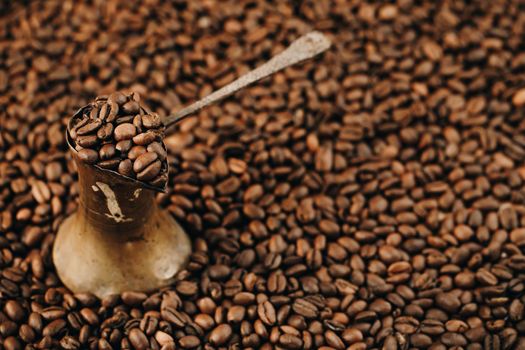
[2,0,525,349]
[69,92,168,189]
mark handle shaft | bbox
[163,31,331,127]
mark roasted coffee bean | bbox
[324,330,344,349]
[410,333,432,348]
[97,123,114,140]
[435,292,462,314]
[118,159,134,177]
[226,305,245,323]
[98,103,109,121]
[161,307,187,328]
[3,337,21,350]
[179,335,200,348]
[133,131,159,145]
[209,324,232,346]
[177,281,199,296]
[41,307,66,321]
[129,328,149,350]
[116,140,133,153]
[150,173,168,188]
[99,144,116,160]
[194,314,215,330]
[123,291,147,307]
[5,300,25,322]
[76,135,99,147]
[108,92,128,106]
[114,123,137,142]
[77,149,98,164]
[122,100,140,114]
[147,142,167,161]
[133,152,158,173]
[441,332,468,347]
[42,319,66,336]
[342,328,363,344]
[128,146,147,161]
[19,324,35,343]
[133,115,143,132]
[80,308,99,325]
[27,313,42,333]
[76,120,102,136]
[476,269,498,286]
[292,299,318,319]
[89,106,100,120]
[279,333,303,349]
[155,331,174,346]
[137,160,162,181]
[60,336,81,350]
[257,301,276,326]
[98,158,120,170]
[142,114,162,129]
[105,99,119,121]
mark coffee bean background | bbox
[2,1,525,349]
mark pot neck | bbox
[75,157,157,236]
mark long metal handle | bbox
[162,31,331,127]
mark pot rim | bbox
[66,105,168,193]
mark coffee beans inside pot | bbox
[69,92,169,189]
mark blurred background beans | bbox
[1,0,525,349]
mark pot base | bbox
[53,208,191,298]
